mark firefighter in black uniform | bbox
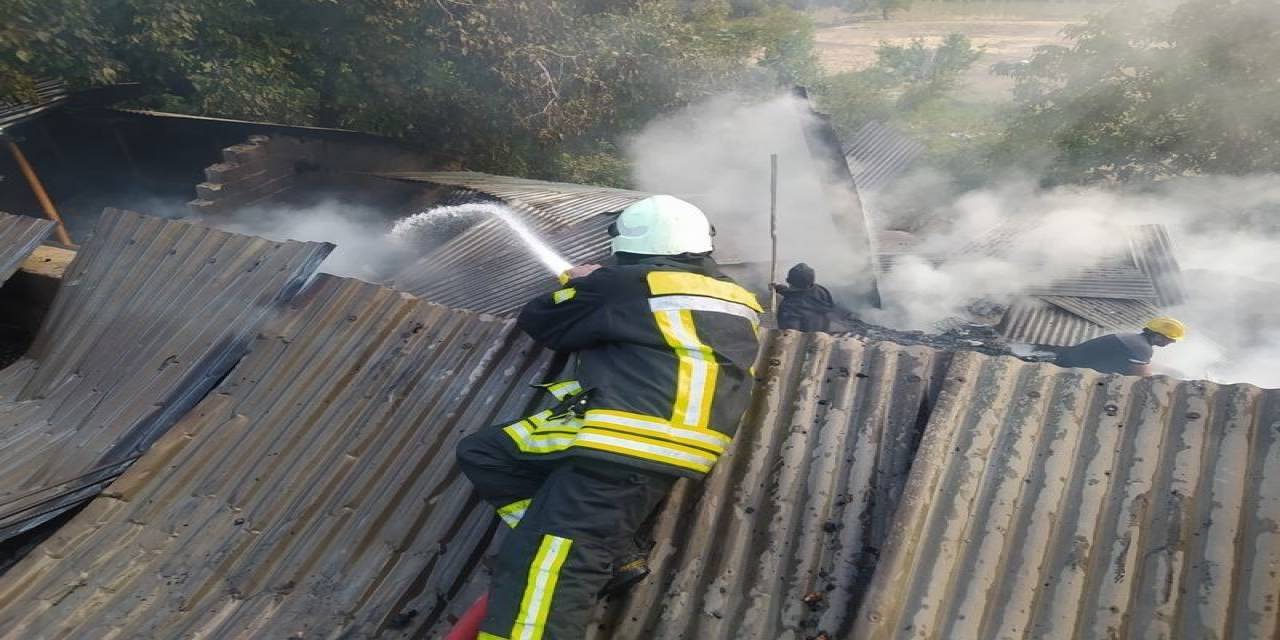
[456,195,762,639]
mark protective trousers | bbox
[457,423,674,640]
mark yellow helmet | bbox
[1144,316,1186,341]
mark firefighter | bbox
[1055,316,1186,376]
[770,262,849,332]
[456,195,762,640]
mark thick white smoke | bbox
[205,200,416,280]
[867,173,1280,388]
[625,93,876,300]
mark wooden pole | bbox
[5,138,74,246]
[769,153,779,313]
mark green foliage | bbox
[994,0,1280,183]
[819,33,982,132]
[0,0,817,183]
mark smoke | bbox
[866,172,1280,388]
[204,200,416,280]
[625,93,876,301]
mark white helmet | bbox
[610,195,714,255]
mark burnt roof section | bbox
[0,212,54,282]
[0,284,953,637]
[844,121,925,192]
[384,171,649,315]
[0,78,69,130]
[0,209,330,540]
[856,351,1280,639]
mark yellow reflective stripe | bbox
[534,380,582,401]
[551,288,576,304]
[557,270,571,285]
[654,309,717,428]
[497,498,532,528]
[646,271,763,312]
[478,633,508,640]
[512,535,573,640]
[585,409,730,452]
[572,432,714,474]
[504,421,576,454]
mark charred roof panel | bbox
[1024,264,1159,300]
[0,296,952,637]
[855,351,1280,639]
[0,212,54,282]
[0,209,330,540]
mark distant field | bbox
[812,2,1111,101]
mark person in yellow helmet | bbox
[1055,317,1186,376]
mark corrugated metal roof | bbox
[0,275,555,638]
[384,172,648,315]
[1025,264,1159,300]
[378,171,649,229]
[580,334,951,640]
[0,78,69,129]
[1040,296,1161,329]
[0,287,954,638]
[1129,223,1186,306]
[843,121,925,191]
[0,212,54,282]
[997,298,1106,347]
[0,208,330,540]
[855,350,1280,639]
[395,215,614,316]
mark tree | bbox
[0,1,817,184]
[994,0,1280,183]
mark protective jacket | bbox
[514,255,762,478]
[776,283,838,332]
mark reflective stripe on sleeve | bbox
[551,288,576,304]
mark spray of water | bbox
[391,202,572,275]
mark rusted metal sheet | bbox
[0,208,330,540]
[0,289,951,638]
[856,350,1280,639]
[0,211,54,282]
[997,297,1106,347]
[844,121,925,191]
[0,275,556,638]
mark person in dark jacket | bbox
[1055,317,1186,376]
[772,263,844,332]
[456,195,762,640]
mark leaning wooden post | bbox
[5,136,74,246]
[769,153,779,313]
